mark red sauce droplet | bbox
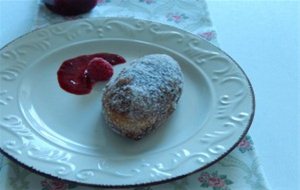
[57,53,126,95]
[91,53,126,65]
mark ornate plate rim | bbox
[0,17,255,188]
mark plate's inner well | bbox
[19,40,212,157]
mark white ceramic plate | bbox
[0,17,254,187]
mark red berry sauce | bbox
[57,53,126,95]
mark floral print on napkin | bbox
[35,0,217,45]
[198,171,234,190]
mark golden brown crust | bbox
[102,54,183,140]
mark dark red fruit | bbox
[57,55,92,95]
[43,0,98,16]
[86,58,113,82]
[90,53,126,65]
[57,53,125,95]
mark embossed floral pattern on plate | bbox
[0,17,254,187]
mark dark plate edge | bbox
[0,17,256,189]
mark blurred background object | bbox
[43,0,97,16]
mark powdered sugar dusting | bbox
[102,54,184,139]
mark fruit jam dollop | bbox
[57,53,126,95]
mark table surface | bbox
[0,0,299,190]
